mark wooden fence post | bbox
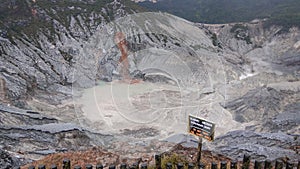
[198,163,205,169]
[155,154,162,169]
[211,162,217,169]
[188,163,195,169]
[109,165,116,169]
[197,138,203,164]
[133,162,139,169]
[275,160,283,169]
[254,161,263,169]
[121,163,127,169]
[96,164,103,169]
[86,164,93,169]
[242,155,250,169]
[50,164,58,169]
[141,163,148,169]
[221,161,227,169]
[38,164,46,169]
[286,161,293,169]
[230,161,237,169]
[74,165,81,169]
[177,163,184,169]
[264,160,272,169]
[63,159,71,169]
[166,162,172,169]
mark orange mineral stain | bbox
[114,32,140,84]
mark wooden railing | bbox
[22,154,300,169]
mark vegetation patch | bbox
[139,0,300,30]
[59,49,73,63]
[0,0,145,44]
[211,33,222,48]
[230,24,252,44]
[161,153,189,169]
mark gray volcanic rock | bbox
[0,104,57,126]
[90,12,213,89]
[249,102,300,134]
[0,104,113,164]
[0,0,142,106]
[209,130,300,161]
[0,149,22,169]
[165,134,198,148]
[224,87,285,123]
[0,123,114,160]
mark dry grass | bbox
[22,147,119,169]
[22,144,233,169]
[160,144,232,169]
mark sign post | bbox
[188,115,215,164]
[196,137,203,164]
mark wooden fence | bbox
[21,154,300,169]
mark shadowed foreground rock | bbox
[0,148,29,169]
[210,130,300,161]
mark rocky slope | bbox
[0,0,144,106]
[0,0,147,167]
[0,0,299,167]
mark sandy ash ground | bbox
[73,80,243,142]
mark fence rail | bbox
[21,154,300,169]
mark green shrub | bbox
[161,153,190,169]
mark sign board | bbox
[188,115,215,141]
